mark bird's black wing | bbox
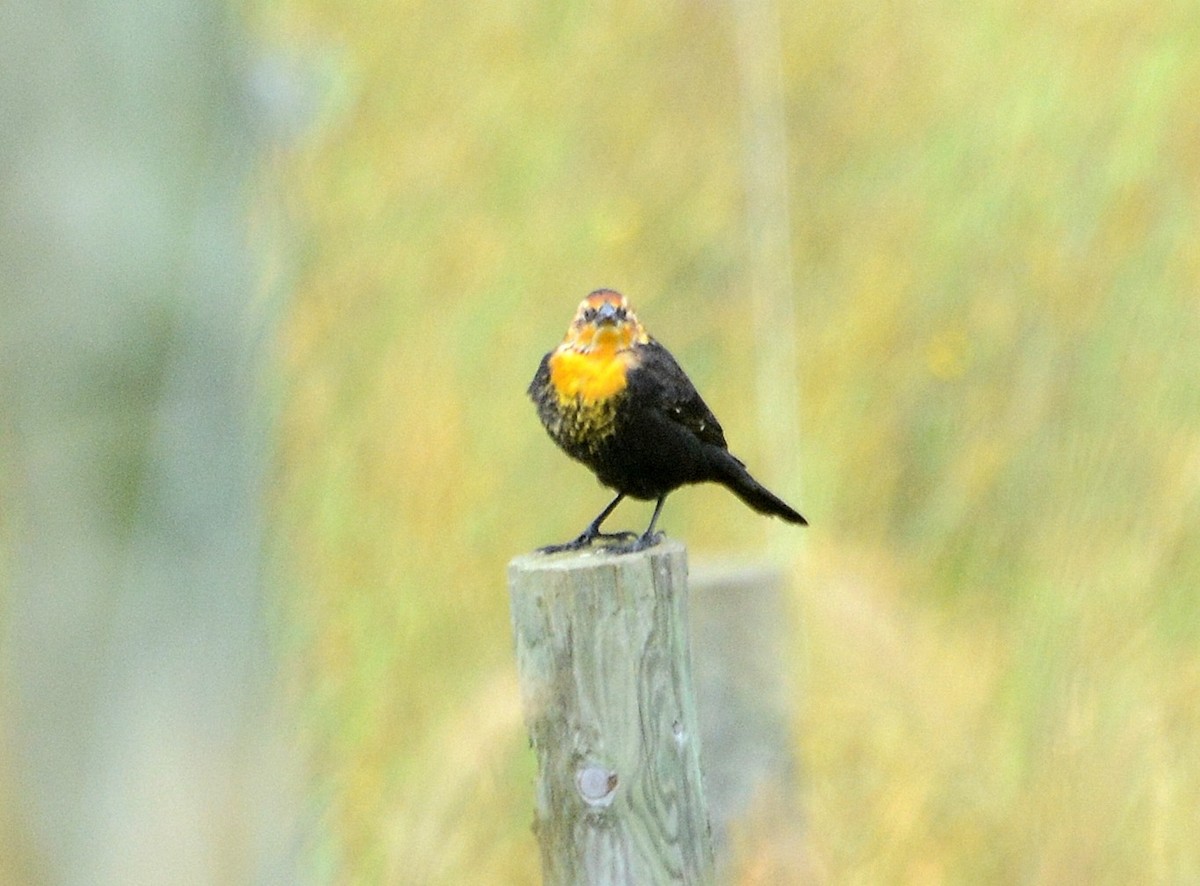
[635,339,729,450]
[528,351,552,399]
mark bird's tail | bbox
[708,449,807,525]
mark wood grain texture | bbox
[508,539,715,885]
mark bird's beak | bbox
[595,301,620,325]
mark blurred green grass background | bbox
[251,0,1200,881]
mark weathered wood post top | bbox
[508,539,715,885]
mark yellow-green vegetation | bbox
[251,0,1200,881]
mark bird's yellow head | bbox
[547,289,650,410]
[561,289,649,355]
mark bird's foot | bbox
[537,536,589,554]
[595,531,639,545]
[537,529,637,555]
[599,530,664,555]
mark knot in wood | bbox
[576,764,618,807]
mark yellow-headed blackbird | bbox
[529,289,807,553]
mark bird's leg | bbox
[604,495,667,554]
[538,493,635,553]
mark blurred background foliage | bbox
[247,0,1200,881]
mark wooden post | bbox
[0,3,298,881]
[690,564,806,880]
[508,539,715,885]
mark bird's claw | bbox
[596,531,638,543]
[537,537,590,554]
[598,531,664,555]
[537,529,640,555]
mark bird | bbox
[528,288,806,553]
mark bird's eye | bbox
[581,307,597,322]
